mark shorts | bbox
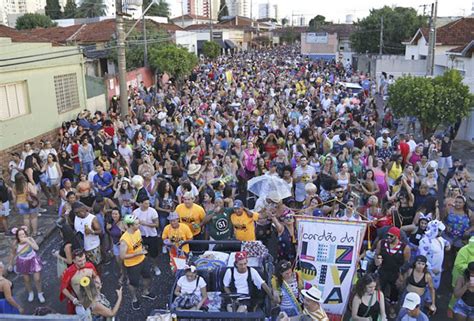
[112,243,120,256]
[48,178,60,187]
[126,258,151,287]
[85,246,102,266]
[438,156,453,170]
[142,236,159,258]
[454,298,474,318]
[0,201,10,217]
[16,203,35,215]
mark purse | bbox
[173,276,201,309]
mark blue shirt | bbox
[396,308,429,321]
[93,172,113,197]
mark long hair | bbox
[14,173,27,193]
[78,278,98,309]
[354,273,378,298]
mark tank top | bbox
[463,286,474,307]
[120,229,145,267]
[47,163,60,180]
[74,214,100,251]
[357,295,380,321]
[407,270,428,289]
[409,227,426,246]
[109,222,123,245]
[380,240,406,278]
[388,163,402,180]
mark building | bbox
[300,24,355,61]
[226,0,250,18]
[0,25,88,168]
[187,0,219,20]
[0,0,47,27]
[167,0,187,18]
[171,14,214,28]
[258,2,278,20]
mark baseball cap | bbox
[402,292,421,310]
[233,200,244,209]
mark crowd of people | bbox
[0,45,473,321]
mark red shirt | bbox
[399,141,410,163]
[71,143,80,164]
[104,126,115,138]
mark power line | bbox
[0,52,82,68]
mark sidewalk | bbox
[451,140,474,203]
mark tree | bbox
[64,0,77,19]
[388,70,473,138]
[16,13,57,30]
[280,28,298,44]
[281,18,289,26]
[202,41,221,59]
[218,0,228,21]
[143,0,170,17]
[351,6,427,54]
[76,0,106,18]
[149,45,198,80]
[45,0,62,19]
[308,15,330,30]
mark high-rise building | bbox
[0,0,46,26]
[187,0,219,19]
[167,0,187,18]
[258,1,277,20]
[226,0,250,18]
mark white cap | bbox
[402,292,421,310]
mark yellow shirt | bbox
[175,203,206,236]
[120,229,145,267]
[388,162,402,180]
[230,211,259,241]
[162,223,193,253]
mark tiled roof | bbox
[171,14,210,21]
[0,25,52,43]
[435,17,474,46]
[446,40,474,57]
[23,24,82,43]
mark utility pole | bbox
[209,0,213,41]
[116,0,128,118]
[143,14,148,67]
[379,16,383,55]
[426,1,437,76]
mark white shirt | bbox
[177,275,207,299]
[294,165,316,202]
[87,170,97,183]
[8,160,24,182]
[74,213,100,251]
[408,139,417,153]
[133,206,158,237]
[118,145,133,164]
[223,267,265,295]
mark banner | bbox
[296,218,367,317]
[306,32,329,44]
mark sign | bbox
[306,32,328,44]
[296,218,366,317]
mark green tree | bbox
[143,0,170,17]
[64,0,77,19]
[351,6,427,54]
[16,13,57,30]
[149,45,198,80]
[281,18,289,26]
[45,0,62,19]
[308,15,330,30]
[218,0,228,21]
[202,41,221,59]
[388,70,473,138]
[280,28,298,44]
[76,0,106,18]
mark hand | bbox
[141,249,148,255]
[429,304,437,313]
[18,307,24,314]
[116,287,123,297]
[84,226,93,235]
[52,250,59,258]
[72,298,80,305]
[106,223,112,230]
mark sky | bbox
[265,0,472,22]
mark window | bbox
[54,73,80,114]
[0,81,29,121]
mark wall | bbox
[301,32,338,56]
[0,40,87,151]
[375,56,426,81]
[86,94,107,113]
[105,67,155,101]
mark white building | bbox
[0,0,46,26]
[167,0,187,18]
[226,0,250,18]
[187,0,219,20]
[258,2,277,20]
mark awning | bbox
[224,40,237,49]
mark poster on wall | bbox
[306,32,329,44]
[296,218,367,317]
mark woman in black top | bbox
[351,274,387,321]
[53,224,81,278]
[59,151,74,182]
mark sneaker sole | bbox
[142,294,157,300]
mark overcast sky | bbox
[265,0,472,22]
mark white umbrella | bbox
[247,175,292,201]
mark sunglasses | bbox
[387,234,396,239]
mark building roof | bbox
[171,14,210,21]
[312,24,355,38]
[184,23,252,31]
[0,25,53,43]
[446,40,474,57]
[20,24,83,43]
[406,17,474,46]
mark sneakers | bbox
[39,208,47,213]
[132,300,141,310]
[38,292,45,303]
[154,267,162,276]
[142,292,157,300]
[28,292,34,302]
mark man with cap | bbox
[301,286,329,321]
[120,214,156,310]
[230,200,259,241]
[396,292,429,321]
[162,212,193,271]
[73,202,102,266]
[223,251,274,312]
[375,226,410,318]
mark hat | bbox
[187,163,202,175]
[167,212,179,221]
[301,286,322,302]
[123,214,138,224]
[235,251,248,262]
[402,292,421,310]
[388,226,401,239]
[267,191,282,203]
[72,202,87,212]
[233,200,244,209]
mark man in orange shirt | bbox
[230,200,259,241]
[175,192,206,250]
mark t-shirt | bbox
[162,223,193,253]
[207,208,233,240]
[230,211,259,241]
[118,145,133,164]
[223,267,264,294]
[396,309,429,321]
[133,207,158,237]
[175,203,206,236]
[93,172,113,196]
[120,229,145,267]
[294,165,316,202]
[177,275,207,299]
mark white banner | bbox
[306,32,328,44]
[297,218,366,316]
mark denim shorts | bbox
[454,298,474,318]
[16,203,34,215]
[0,201,10,217]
